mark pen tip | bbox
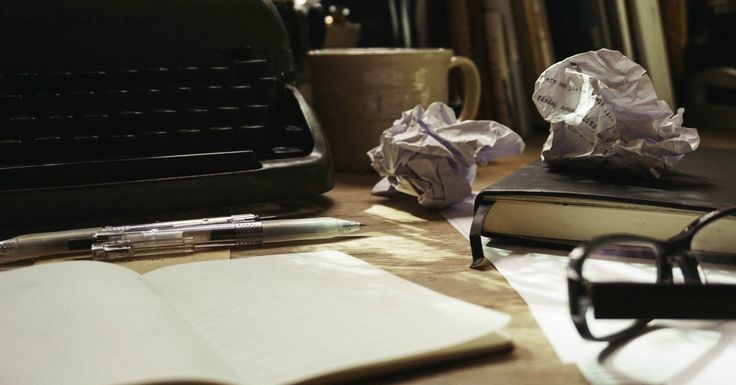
[339,219,365,233]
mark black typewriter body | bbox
[0,0,333,235]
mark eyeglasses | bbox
[567,206,736,342]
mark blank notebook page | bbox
[145,250,510,385]
[0,261,240,385]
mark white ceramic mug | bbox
[308,48,481,171]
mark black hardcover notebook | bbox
[470,147,736,266]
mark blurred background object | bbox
[274,0,327,72]
[279,0,736,135]
[322,5,362,48]
[682,0,736,133]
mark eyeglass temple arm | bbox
[670,205,736,243]
[591,283,736,319]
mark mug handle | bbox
[449,56,481,121]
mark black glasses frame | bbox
[568,206,736,342]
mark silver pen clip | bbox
[99,214,260,233]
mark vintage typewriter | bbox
[0,0,333,235]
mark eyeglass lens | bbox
[582,240,660,339]
[690,213,736,284]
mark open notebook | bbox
[0,251,511,385]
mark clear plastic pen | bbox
[0,217,363,264]
[90,217,364,260]
[0,214,260,263]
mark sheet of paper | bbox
[439,193,477,240]
[368,102,524,208]
[145,250,511,385]
[441,202,736,384]
[533,49,699,177]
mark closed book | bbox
[470,147,736,266]
[465,0,496,120]
[511,0,555,129]
[627,0,675,107]
[485,0,532,136]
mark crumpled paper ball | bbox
[367,102,525,208]
[533,49,700,178]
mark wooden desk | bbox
[120,130,736,384]
[163,134,584,385]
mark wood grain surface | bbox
[205,134,585,385]
[124,130,734,384]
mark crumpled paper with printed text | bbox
[367,102,525,208]
[533,49,699,178]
